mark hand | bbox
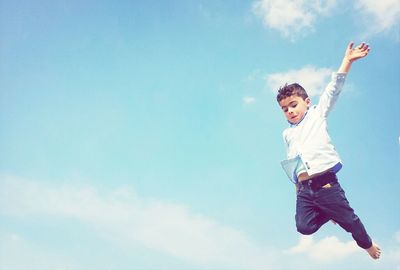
[344,42,370,63]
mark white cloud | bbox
[252,0,337,39]
[0,175,277,270]
[252,0,400,40]
[0,232,80,270]
[243,96,256,104]
[395,231,400,243]
[355,0,400,37]
[267,65,333,97]
[3,175,400,269]
[385,230,400,265]
[385,248,400,266]
[287,235,359,263]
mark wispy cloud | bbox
[252,0,400,40]
[355,0,400,37]
[243,96,256,104]
[0,175,277,270]
[287,235,359,262]
[241,69,265,105]
[252,0,337,40]
[266,65,333,97]
[0,232,80,270]
[385,230,400,266]
[3,175,400,269]
[396,231,400,243]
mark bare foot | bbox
[366,242,381,259]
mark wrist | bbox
[342,57,353,64]
[338,58,352,73]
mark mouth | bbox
[289,115,299,123]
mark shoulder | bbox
[282,126,291,136]
[309,104,319,114]
[282,126,294,142]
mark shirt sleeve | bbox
[317,72,346,118]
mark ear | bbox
[305,97,311,107]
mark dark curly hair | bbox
[276,83,308,103]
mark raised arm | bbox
[338,42,371,73]
[317,41,370,117]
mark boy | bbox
[277,42,381,259]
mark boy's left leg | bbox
[315,182,373,249]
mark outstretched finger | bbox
[362,43,370,52]
[348,41,354,50]
[358,42,366,50]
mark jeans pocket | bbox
[321,183,333,189]
[322,181,340,189]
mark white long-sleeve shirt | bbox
[281,72,347,183]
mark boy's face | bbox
[279,95,311,124]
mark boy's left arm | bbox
[317,41,370,117]
[337,42,370,74]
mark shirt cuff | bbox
[332,72,347,80]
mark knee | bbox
[296,223,317,235]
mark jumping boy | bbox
[277,42,381,259]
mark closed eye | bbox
[281,101,297,112]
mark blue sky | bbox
[0,0,399,269]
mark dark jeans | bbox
[296,173,372,249]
